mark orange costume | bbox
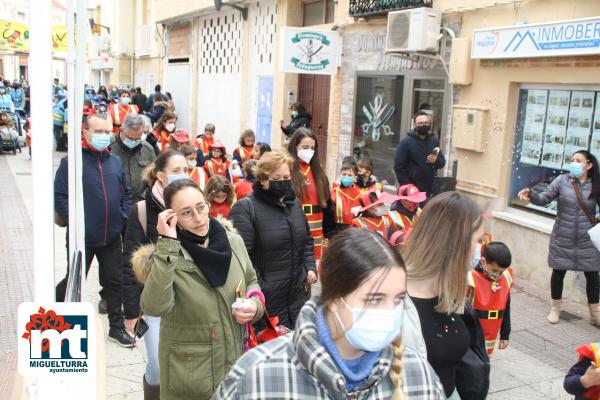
[299,162,324,262]
[352,215,394,238]
[574,343,600,400]
[233,145,254,164]
[152,129,171,153]
[209,201,232,219]
[204,158,231,179]
[108,103,138,133]
[467,267,514,355]
[331,184,361,226]
[194,135,214,156]
[357,180,383,195]
[189,166,209,191]
[388,208,421,232]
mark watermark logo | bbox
[18,302,95,376]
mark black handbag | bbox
[455,301,490,400]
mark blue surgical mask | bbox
[91,133,111,151]
[570,162,585,178]
[340,176,355,188]
[334,299,404,352]
[291,111,299,118]
[468,243,482,270]
[167,173,188,184]
[123,137,141,149]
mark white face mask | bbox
[121,97,131,105]
[165,123,175,132]
[335,298,404,352]
[468,243,482,270]
[297,148,315,164]
[187,160,197,169]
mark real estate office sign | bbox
[472,16,600,59]
[280,27,340,75]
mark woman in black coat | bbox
[280,101,312,137]
[229,151,317,329]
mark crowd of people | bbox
[48,83,600,400]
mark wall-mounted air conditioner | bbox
[385,7,442,54]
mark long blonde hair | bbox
[401,191,483,314]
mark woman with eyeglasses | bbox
[132,178,264,400]
[229,151,317,330]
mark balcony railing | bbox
[349,0,432,17]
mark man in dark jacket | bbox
[54,113,134,347]
[394,112,446,197]
[110,114,156,202]
[144,84,168,112]
[131,87,147,113]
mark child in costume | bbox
[205,175,235,219]
[565,342,600,400]
[330,159,361,234]
[351,189,399,241]
[388,184,425,246]
[356,158,383,194]
[203,140,231,180]
[467,242,514,355]
[181,144,209,191]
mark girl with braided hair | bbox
[212,228,445,399]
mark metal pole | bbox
[30,0,55,303]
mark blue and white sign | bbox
[472,16,600,59]
[280,27,340,75]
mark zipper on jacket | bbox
[97,157,109,246]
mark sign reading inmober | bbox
[280,27,340,75]
[472,16,600,59]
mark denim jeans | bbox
[144,315,161,385]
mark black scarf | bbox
[177,216,232,288]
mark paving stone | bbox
[489,364,528,393]
[488,384,547,400]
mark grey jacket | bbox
[110,135,156,202]
[212,298,446,400]
[529,174,600,272]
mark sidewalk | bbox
[1,148,598,399]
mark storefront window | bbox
[353,76,404,187]
[509,87,600,216]
[412,79,446,139]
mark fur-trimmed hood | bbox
[131,217,238,284]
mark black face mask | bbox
[267,179,292,198]
[177,225,209,245]
[416,125,431,136]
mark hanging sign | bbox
[472,16,600,59]
[0,20,29,51]
[279,27,340,75]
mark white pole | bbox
[30,0,55,303]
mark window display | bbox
[510,87,599,216]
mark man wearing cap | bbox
[110,114,156,202]
[394,111,446,199]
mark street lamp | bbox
[88,18,110,34]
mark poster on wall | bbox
[562,91,595,168]
[591,92,600,162]
[256,76,273,145]
[279,27,340,75]
[539,90,569,169]
[520,89,547,166]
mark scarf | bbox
[177,216,232,288]
[151,181,165,207]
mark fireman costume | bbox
[467,266,513,355]
[195,135,214,156]
[152,129,171,153]
[571,343,600,400]
[233,145,255,165]
[108,103,138,133]
[299,162,324,262]
[330,183,362,227]
[189,166,209,191]
[203,141,231,180]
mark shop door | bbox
[298,74,330,166]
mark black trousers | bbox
[551,269,600,303]
[56,237,125,329]
[53,124,66,150]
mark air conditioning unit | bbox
[385,7,442,54]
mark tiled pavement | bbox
[1,149,599,399]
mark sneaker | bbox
[98,299,108,314]
[108,328,135,348]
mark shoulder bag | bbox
[572,180,600,251]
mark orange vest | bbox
[352,215,394,239]
[189,167,208,191]
[576,343,600,400]
[195,136,215,156]
[358,181,383,195]
[467,268,514,355]
[234,145,254,163]
[388,209,421,231]
[204,158,230,179]
[331,185,361,225]
[109,103,138,133]
[153,129,171,152]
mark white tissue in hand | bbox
[231,298,246,310]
